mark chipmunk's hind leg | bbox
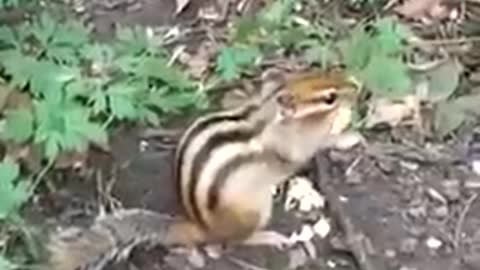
[209,198,293,249]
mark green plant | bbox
[0,12,204,162]
[0,0,20,8]
[217,1,412,101]
[216,0,314,81]
[0,157,30,270]
[339,17,413,98]
[0,9,207,269]
[0,256,18,270]
[0,158,29,221]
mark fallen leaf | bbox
[365,95,421,128]
[175,0,191,15]
[414,57,462,102]
[178,43,213,79]
[394,0,447,20]
[55,150,88,169]
[434,94,480,137]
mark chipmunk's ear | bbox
[274,91,296,122]
[260,68,286,101]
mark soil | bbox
[6,0,480,270]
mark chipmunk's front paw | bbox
[243,230,294,250]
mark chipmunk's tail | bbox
[44,209,207,270]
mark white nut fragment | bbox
[425,236,443,250]
[313,217,331,238]
[472,160,480,176]
[285,177,325,212]
[290,224,315,243]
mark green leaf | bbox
[147,87,202,113]
[434,95,480,137]
[340,26,373,71]
[260,0,295,25]
[109,94,137,119]
[372,17,410,55]
[138,107,160,126]
[0,51,38,88]
[30,12,57,47]
[360,56,411,98]
[422,58,462,102]
[106,83,138,120]
[230,17,263,43]
[29,61,78,100]
[0,158,29,220]
[0,255,18,270]
[133,56,194,89]
[216,46,260,81]
[115,25,152,55]
[34,97,108,160]
[90,89,108,115]
[50,20,89,48]
[2,109,34,143]
[44,136,60,160]
[0,26,18,49]
[82,43,115,64]
[0,157,19,183]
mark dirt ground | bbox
[15,0,480,270]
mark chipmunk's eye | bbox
[309,91,337,105]
[323,92,337,105]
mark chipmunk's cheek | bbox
[330,107,353,134]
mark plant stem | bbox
[28,158,55,196]
[102,114,115,130]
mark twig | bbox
[453,193,478,250]
[448,193,478,270]
[28,158,55,196]
[410,36,480,46]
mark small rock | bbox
[284,177,325,212]
[345,170,362,185]
[465,176,480,189]
[472,160,480,176]
[399,238,418,255]
[425,236,443,250]
[290,224,315,243]
[407,205,427,219]
[399,266,417,270]
[385,249,396,258]
[400,160,419,171]
[376,159,396,173]
[426,188,447,204]
[431,205,449,218]
[313,217,331,238]
[441,180,461,201]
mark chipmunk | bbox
[44,69,359,270]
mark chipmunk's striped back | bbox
[174,102,268,229]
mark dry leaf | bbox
[198,0,229,21]
[365,95,421,128]
[175,0,191,15]
[4,144,42,172]
[178,43,213,79]
[55,150,88,169]
[394,0,447,19]
[414,57,462,102]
